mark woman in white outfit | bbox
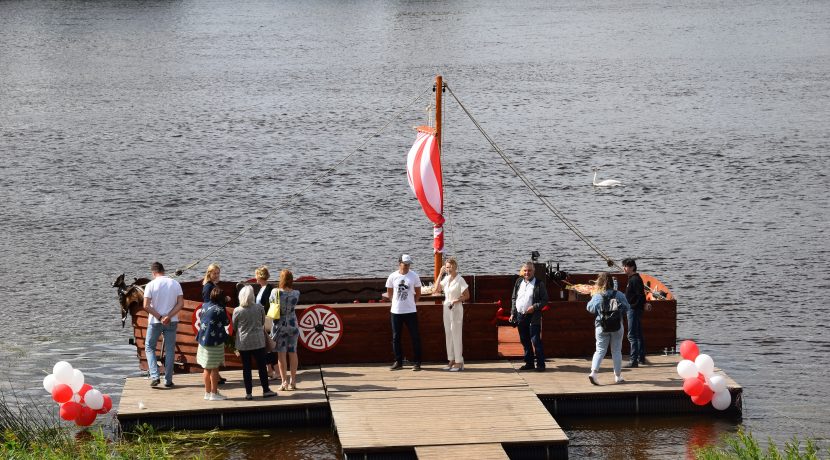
[435,257,470,371]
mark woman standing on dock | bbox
[270,269,300,391]
[586,273,631,385]
[254,266,278,380]
[202,263,230,385]
[197,287,230,400]
[233,285,277,400]
[435,257,469,371]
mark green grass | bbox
[695,428,828,460]
[1,385,209,459]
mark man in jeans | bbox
[143,262,184,387]
[386,254,422,371]
[623,258,646,367]
[510,262,549,372]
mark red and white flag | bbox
[406,127,445,252]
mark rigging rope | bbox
[444,84,621,271]
[173,85,433,278]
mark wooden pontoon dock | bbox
[117,355,742,459]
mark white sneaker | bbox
[209,392,226,401]
[615,375,625,384]
[204,392,211,400]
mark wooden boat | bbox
[115,76,677,374]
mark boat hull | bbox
[127,271,676,373]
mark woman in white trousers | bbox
[436,257,470,371]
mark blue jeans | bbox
[627,309,645,363]
[591,326,624,375]
[517,314,544,369]
[391,312,422,364]
[146,322,177,383]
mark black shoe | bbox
[639,358,648,365]
[164,382,174,388]
[245,394,253,401]
[535,367,546,372]
[624,362,639,368]
[389,361,403,370]
[218,377,227,385]
[150,379,160,387]
[262,390,277,398]
[412,363,421,372]
[519,364,535,371]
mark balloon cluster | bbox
[42,361,113,427]
[676,340,732,411]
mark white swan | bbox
[592,168,622,187]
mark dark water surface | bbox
[1,0,828,457]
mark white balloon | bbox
[695,354,715,377]
[677,359,698,379]
[84,389,104,410]
[71,393,81,403]
[69,369,85,392]
[709,375,727,393]
[43,374,56,393]
[53,361,74,384]
[711,389,731,410]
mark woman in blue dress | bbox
[270,269,300,391]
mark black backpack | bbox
[599,291,621,333]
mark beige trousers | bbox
[443,303,464,363]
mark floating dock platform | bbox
[117,356,742,459]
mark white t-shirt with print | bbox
[144,276,183,324]
[386,270,422,314]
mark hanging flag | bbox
[406,127,445,252]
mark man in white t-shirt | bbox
[385,254,422,371]
[142,262,184,387]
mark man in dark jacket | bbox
[623,258,646,367]
[510,262,549,371]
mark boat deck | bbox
[117,355,742,459]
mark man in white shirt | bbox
[385,254,422,371]
[510,262,549,371]
[143,262,184,387]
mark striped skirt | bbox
[197,344,224,369]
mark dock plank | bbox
[416,443,509,459]
[515,355,742,395]
[118,368,327,418]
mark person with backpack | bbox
[586,272,631,385]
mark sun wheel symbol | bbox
[298,305,344,352]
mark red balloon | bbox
[75,406,97,427]
[680,340,700,361]
[683,377,704,396]
[691,384,713,405]
[78,383,93,398]
[59,401,81,421]
[97,394,113,414]
[697,373,706,383]
[51,384,73,404]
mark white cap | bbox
[400,254,413,265]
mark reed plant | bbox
[695,428,828,460]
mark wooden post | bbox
[434,75,444,285]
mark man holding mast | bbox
[143,262,184,387]
[386,254,423,371]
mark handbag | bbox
[264,330,276,353]
[266,289,281,320]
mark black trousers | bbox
[239,347,271,394]
[391,312,422,364]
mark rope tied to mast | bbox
[444,84,620,271]
[173,85,433,278]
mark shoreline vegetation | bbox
[3,387,826,459]
[1,386,208,459]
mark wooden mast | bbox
[434,75,444,285]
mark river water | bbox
[1,0,828,458]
